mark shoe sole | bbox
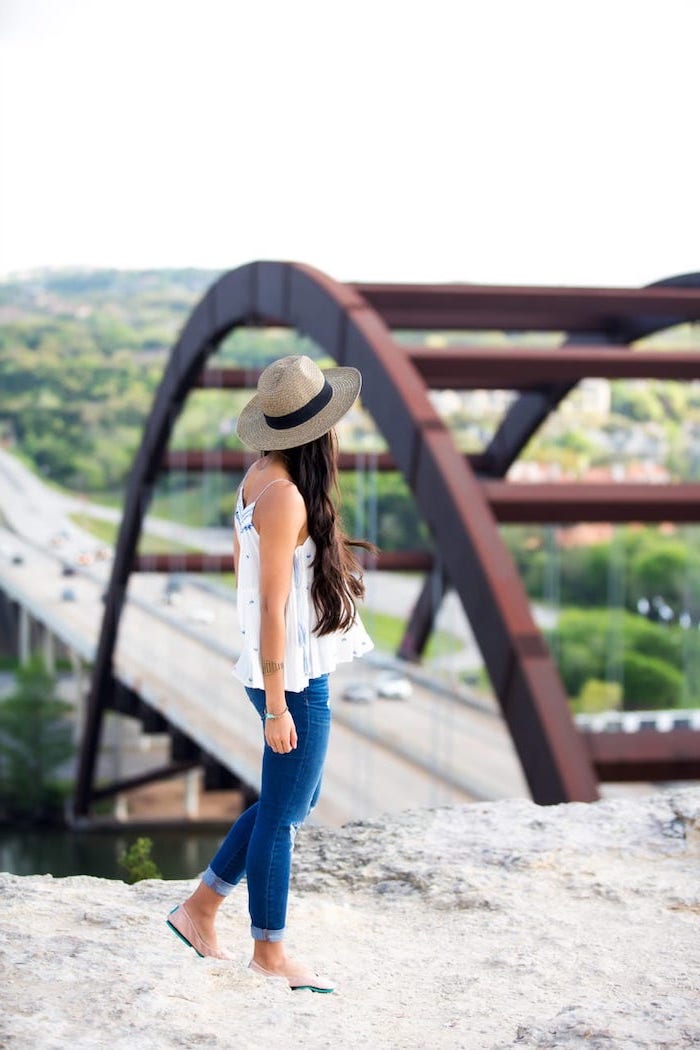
[166,910,204,959]
[249,959,334,993]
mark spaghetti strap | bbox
[253,477,289,504]
[241,475,290,511]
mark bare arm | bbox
[255,482,307,753]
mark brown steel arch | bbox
[75,262,700,817]
[399,272,700,660]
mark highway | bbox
[0,449,529,825]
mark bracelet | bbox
[262,659,284,676]
[264,706,289,721]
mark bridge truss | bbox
[74,263,700,817]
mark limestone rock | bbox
[1,789,699,1049]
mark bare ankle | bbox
[253,941,286,970]
[187,882,224,920]
[187,898,218,920]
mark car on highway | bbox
[60,587,76,602]
[341,682,376,704]
[61,563,77,576]
[376,672,413,700]
[189,606,215,624]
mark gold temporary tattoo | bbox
[261,659,284,676]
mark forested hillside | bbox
[4,269,700,491]
[0,269,427,548]
[0,269,218,490]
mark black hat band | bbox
[264,379,333,430]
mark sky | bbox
[1,0,699,287]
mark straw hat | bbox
[236,355,362,451]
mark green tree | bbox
[547,608,685,709]
[622,652,682,710]
[338,471,431,551]
[628,543,700,616]
[574,679,623,714]
[610,381,666,422]
[119,836,163,883]
[560,544,611,606]
[656,382,688,422]
[0,657,75,821]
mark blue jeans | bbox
[201,674,331,941]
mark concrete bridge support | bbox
[0,590,19,658]
[14,605,52,666]
[42,626,56,675]
[68,648,87,744]
[184,768,200,819]
[18,604,30,664]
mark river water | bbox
[0,825,226,880]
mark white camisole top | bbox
[232,477,374,692]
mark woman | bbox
[166,354,373,993]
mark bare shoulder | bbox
[255,479,306,528]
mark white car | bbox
[189,607,215,624]
[341,683,376,704]
[376,673,413,700]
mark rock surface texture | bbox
[1,790,699,1049]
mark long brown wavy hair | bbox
[273,430,375,636]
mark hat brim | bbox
[236,366,362,451]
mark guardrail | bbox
[576,709,700,733]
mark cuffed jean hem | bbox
[251,924,285,942]
[202,865,237,897]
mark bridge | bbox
[0,448,528,826]
[3,262,700,825]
